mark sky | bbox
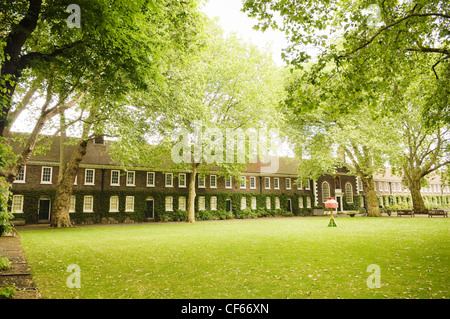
[200,0,289,67]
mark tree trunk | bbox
[187,163,199,223]
[361,175,381,217]
[50,139,89,228]
[0,0,43,136]
[58,113,67,183]
[408,178,427,214]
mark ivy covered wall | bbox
[10,189,316,224]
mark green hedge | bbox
[377,194,450,209]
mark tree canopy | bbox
[242,0,449,124]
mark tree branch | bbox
[338,12,450,59]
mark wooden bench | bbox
[397,209,414,217]
[428,210,448,218]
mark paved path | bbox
[0,233,41,299]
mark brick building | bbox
[8,136,361,224]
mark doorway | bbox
[225,199,232,212]
[145,197,154,219]
[336,196,342,212]
[38,197,51,221]
[287,199,292,213]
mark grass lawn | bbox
[19,217,449,299]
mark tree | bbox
[126,23,286,223]
[0,0,203,135]
[242,0,449,123]
[1,0,205,227]
[389,73,450,214]
[283,66,402,217]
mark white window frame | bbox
[111,170,120,186]
[392,183,396,192]
[297,179,302,190]
[41,166,53,184]
[225,177,232,189]
[165,196,173,211]
[251,197,257,210]
[250,176,256,189]
[83,195,94,213]
[126,171,135,186]
[384,182,388,192]
[265,177,270,189]
[305,179,311,190]
[178,196,186,211]
[165,173,173,188]
[147,172,155,187]
[109,196,119,212]
[345,183,353,203]
[198,175,206,188]
[240,176,246,189]
[179,173,187,188]
[198,196,205,211]
[74,175,78,185]
[286,178,291,190]
[322,181,330,203]
[210,196,217,211]
[84,169,95,185]
[14,166,26,183]
[298,197,304,208]
[125,196,135,212]
[275,197,280,209]
[241,197,247,210]
[69,195,76,213]
[306,197,311,208]
[274,177,279,189]
[11,195,24,213]
[210,175,217,188]
[266,197,271,209]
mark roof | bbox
[9,133,302,175]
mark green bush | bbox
[256,208,271,217]
[216,209,233,220]
[172,210,187,222]
[0,284,16,299]
[235,208,258,219]
[273,209,293,217]
[196,209,214,221]
[0,256,11,271]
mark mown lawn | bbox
[19,217,449,299]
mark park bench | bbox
[397,209,414,217]
[427,209,448,218]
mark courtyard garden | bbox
[18,217,449,299]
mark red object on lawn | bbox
[324,197,338,209]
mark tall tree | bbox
[389,72,450,214]
[0,0,203,135]
[115,23,286,223]
[1,0,204,227]
[283,66,402,217]
[242,0,449,123]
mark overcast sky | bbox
[201,0,289,66]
